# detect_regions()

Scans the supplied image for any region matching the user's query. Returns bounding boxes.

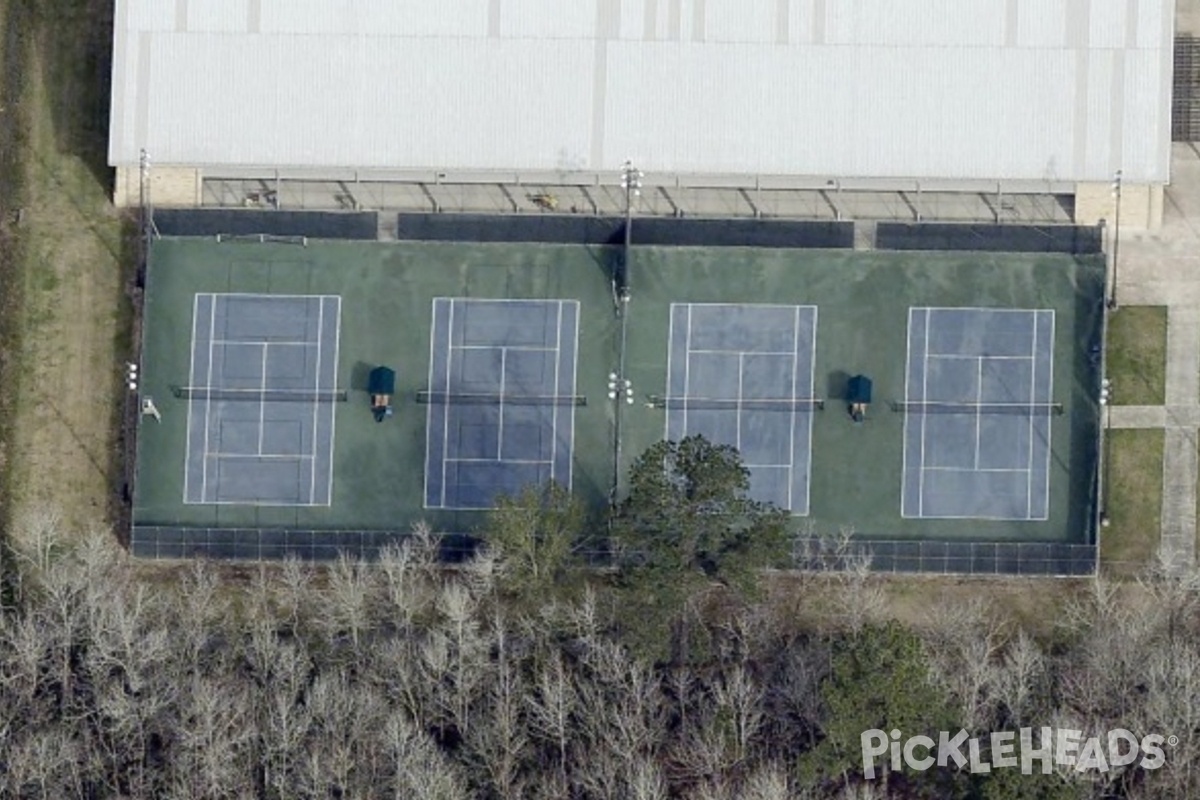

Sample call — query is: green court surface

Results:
[135,238,1103,546]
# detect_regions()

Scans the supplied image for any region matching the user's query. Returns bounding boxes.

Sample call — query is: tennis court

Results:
[900,307,1056,520]
[424,298,579,510]
[662,303,818,513]
[183,293,341,506]
[132,236,1104,569]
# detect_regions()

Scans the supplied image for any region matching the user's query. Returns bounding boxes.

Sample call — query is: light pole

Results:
[1108,170,1123,310]
[619,160,642,303]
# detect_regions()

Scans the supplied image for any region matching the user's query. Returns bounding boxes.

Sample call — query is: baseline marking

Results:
[974,357,983,470]
[441,299,455,507]
[1027,312,1038,518]
[735,352,744,451]
[201,294,218,503]
[551,302,562,483]
[183,293,200,503]
[325,296,342,506]
[918,308,931,517]
[567,302,580,491]
[497,347,508,460]
[258,345,269,455]
[788,306,801,512]
[803,306,818,516]
[309,298,325,505]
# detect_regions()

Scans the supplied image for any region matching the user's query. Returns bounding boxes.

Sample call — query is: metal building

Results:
[109,0,1175,227]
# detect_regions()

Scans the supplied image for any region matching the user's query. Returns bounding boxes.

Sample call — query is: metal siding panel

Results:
[1137,0,1164,48]
[112,0,1174,182]
[501,0,598,38]
[1123,50,1164,178]
[620,0,644,38]
[259,0,488,36]
[187,0,249,33]
[705,0,775,43]
[127,0,175,31]
[1089,0,1127,48]
[828,0,1007,46]
[788,0,814,44]
[1085,50,1114,176]
[1016,0,1067,47]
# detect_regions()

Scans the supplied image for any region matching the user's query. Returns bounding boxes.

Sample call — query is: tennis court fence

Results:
[133,524,1096,575]
[793,537,1097,576]
[131,526,477,562]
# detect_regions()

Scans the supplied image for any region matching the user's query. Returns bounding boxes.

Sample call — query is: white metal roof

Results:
[109,0,1175,184]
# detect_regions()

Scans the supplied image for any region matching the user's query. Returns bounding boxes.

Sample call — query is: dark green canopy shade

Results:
[368,366,396,395]
[848,375,872,404]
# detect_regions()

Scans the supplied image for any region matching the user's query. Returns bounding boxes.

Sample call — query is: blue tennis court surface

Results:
[902,307,1055,520]
[665,303,818,514]
[424,298,579,510]
[183,293,341,506]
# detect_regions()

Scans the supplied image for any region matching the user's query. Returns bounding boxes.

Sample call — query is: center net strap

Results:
[173,387,347,402]
[416,391,587,407]
[891,401,1063,416]
[647,396,825,411]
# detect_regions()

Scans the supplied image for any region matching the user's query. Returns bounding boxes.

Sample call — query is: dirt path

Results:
[0,0,129,538]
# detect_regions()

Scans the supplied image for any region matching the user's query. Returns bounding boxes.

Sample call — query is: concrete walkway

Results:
[1106,144,1200,571]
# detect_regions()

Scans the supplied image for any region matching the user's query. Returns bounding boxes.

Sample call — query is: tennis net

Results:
[647,396,825,412]
[416,391,587,407]
[890,401,1063,416]
[173,387,347,402]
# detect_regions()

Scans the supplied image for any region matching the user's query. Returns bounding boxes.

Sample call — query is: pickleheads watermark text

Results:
[861,728,1173,779]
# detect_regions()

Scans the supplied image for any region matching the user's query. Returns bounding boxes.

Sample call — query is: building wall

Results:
[109,0,1175,189]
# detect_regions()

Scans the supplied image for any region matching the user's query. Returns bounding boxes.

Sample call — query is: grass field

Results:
[136,239,1104,550]
[1101,429,1164,575]
[0,0,130,543]
[1105,305,1168,406]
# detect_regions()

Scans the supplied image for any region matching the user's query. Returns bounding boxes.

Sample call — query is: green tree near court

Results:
[613,434,790,595]
[486,482,585,598]
[800,622,961,795]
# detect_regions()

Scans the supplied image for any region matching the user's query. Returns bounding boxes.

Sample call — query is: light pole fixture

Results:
[1108,170,1122,310]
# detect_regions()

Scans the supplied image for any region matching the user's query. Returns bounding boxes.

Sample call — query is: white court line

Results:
[258,345,269,455]
[803,306,818,517]
[200,294,218,502]
[689,348,797,356]
[550,302,562,483]
[735,352,744,451]
[683,305,693,435]
[900,307,914,517]
[207,292,328,300]
[1027,312,1038,518]
[924,466,1028,473]
[664,305,677,444]
[497,348,508,460]
[324,296,342,507]
[928,354,1033,361]
[566,301,580,491]
[207,453,316,460]
[681,301,806,312]
[182,293,201,503]
[918,308,931,517]
[787,307,801,512]
[447,457,553,465]
[422,299,440,509]
[453,344,558,352]
[743,462,792,468]
[309,298,325,505]
[974,357,983,470]
[1039,311,1056,521]
[441,300,455,507]
[208,339,317,347]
